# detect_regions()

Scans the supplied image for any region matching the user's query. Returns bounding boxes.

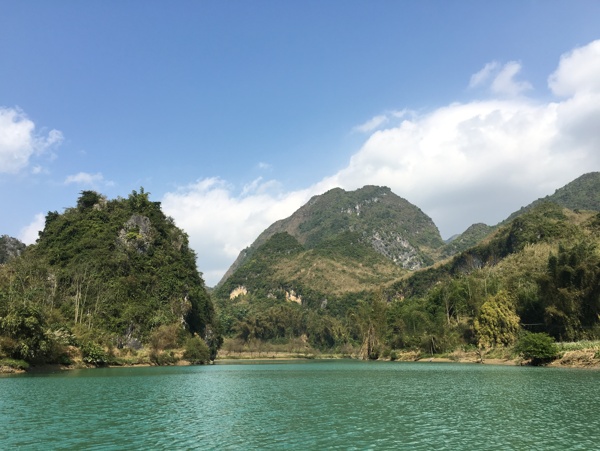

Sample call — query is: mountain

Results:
[0,235,26,264]
[440,223,496,258]
[219,185,444,286]
[0,189,220,365]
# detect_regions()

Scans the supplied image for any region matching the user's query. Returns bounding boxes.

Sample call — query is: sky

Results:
[2,1,600,286]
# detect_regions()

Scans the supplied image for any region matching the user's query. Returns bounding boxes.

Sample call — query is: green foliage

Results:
[514,332,559,365]
[183,336,211,364]
[149,323,183,351]
[441,223,495,258]
[76,190,103,211]
[474,291,520,349]
[506,172,600,222]
[0,304,49,361]
[149,350,177,365]
[217,199,600,357]
[535,240,600,341]
[80,341,108,366]
[0,358,30,370]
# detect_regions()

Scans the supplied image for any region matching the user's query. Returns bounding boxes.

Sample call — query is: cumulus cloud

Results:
[19,213,46,245]
[163,40,600,286]
[0,107,63,173]
[64,172,114,187]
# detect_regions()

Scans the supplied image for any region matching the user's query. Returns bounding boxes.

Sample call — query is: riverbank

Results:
[215,346,600,369]
[4,345,600,374]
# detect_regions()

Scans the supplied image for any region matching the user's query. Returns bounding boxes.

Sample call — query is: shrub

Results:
[183,336,210,364]
[514,332,559,366]
[149,323,182,351]
[149,350,177,366]
[80,341,108,366]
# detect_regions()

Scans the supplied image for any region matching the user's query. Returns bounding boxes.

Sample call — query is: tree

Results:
[77,190,103,211]
[514,332,558,366]
[0,304,48,362]
[474,291,520,349]
[183,336,211,364]
[350,291,388,359]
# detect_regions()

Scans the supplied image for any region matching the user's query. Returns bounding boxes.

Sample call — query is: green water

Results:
[1,360,599,450]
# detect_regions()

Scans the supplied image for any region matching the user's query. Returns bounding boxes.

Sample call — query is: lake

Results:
[1,360,599,450]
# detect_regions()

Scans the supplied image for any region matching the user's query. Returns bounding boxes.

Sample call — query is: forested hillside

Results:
[215,174,600,361]
[0,190,220,368]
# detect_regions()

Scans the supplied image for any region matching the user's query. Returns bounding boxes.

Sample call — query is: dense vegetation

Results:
[0,190,220,368]
[216,193,600,362]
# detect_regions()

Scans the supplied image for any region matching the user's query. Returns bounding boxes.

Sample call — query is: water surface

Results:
[1,360,599,450]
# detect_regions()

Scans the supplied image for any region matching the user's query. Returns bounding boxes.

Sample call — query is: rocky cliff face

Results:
[0,235,26,264]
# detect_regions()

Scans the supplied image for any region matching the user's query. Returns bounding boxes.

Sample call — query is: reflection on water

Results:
[1,361,599,450]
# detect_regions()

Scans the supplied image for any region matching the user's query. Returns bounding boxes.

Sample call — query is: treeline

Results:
[0,190,220,368]
[216,204,600,358]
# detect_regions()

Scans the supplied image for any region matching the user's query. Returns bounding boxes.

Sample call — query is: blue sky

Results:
[2,1,600,285]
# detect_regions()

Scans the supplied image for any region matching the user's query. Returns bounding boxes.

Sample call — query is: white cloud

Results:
[548,39,600,97]
[19,213,46,245]
[162,177,329,286]
[257,162,272,170]
[353,115,389,133]
[470,61,531,97]
[31,165,45,174]
[469,61,499,88]
[491,61,532,96]
[64,171,114,187]
[0,107,63,174]
[164,40,600,287]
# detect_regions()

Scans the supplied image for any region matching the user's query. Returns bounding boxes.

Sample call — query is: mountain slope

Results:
[216,231,406,304]
[506,172,600,222]
[440,171,600,258]
[219,185,444,285]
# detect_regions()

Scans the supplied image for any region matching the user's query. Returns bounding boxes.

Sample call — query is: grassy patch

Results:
[0,358,30,371]
[556,341,600,352]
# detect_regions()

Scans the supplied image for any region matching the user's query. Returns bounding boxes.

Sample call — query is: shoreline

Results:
[3,348,599,375]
